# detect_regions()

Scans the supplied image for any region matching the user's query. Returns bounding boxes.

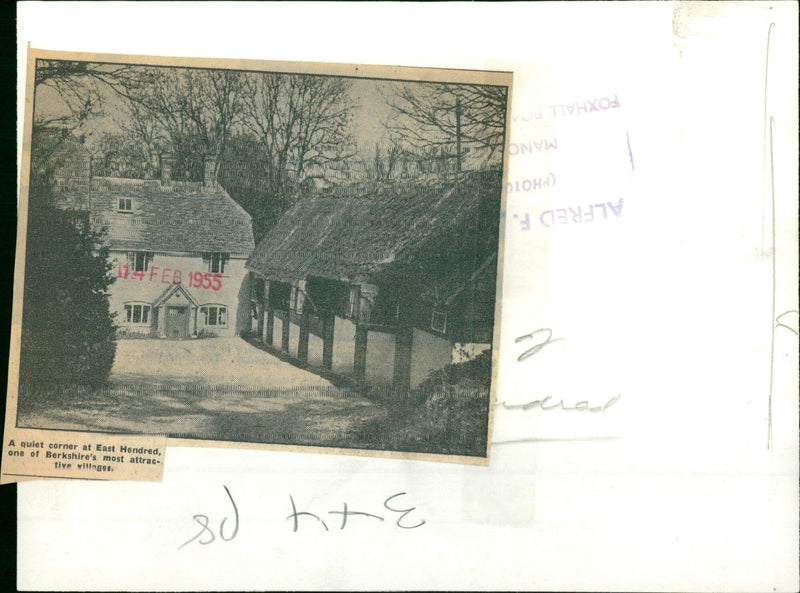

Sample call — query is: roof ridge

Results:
[91,176,252,222]
[246,170,501,282]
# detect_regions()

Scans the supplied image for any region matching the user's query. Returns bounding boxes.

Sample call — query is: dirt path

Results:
[110,336,335,388]
[18,337,387,447]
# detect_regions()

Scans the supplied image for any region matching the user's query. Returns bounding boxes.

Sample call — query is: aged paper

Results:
[11,2,799,591]
[3,47,512,482]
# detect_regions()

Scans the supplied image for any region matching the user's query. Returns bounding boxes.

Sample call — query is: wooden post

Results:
[354,324,368,381]
[393,321,413,393]
[157,305,166,337]
[256,305,265,339]
[281,312,290,351]
[298,308,310,363]
[263,280,272,345]
[322,314,334,370]
[265,309,274,346]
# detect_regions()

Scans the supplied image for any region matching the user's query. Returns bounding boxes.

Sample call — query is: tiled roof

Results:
[246,170,502,283]
[89,178,254,255]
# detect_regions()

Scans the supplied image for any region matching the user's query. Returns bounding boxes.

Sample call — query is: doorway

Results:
[165,306,190,338]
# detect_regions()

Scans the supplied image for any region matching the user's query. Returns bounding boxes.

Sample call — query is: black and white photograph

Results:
[7,4,799,592]
[11,51,511,462]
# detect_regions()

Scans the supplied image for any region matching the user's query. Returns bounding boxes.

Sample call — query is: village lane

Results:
[19,337,387,447]
[110,336,334,388]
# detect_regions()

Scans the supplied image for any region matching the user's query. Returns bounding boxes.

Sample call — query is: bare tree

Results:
[33,60,137,127]
[385,82,508,172]
[31,60,141,178]
[115,100,165,178]
[368,141,406,181]
[242,73,357,195]
[117,67,248,179]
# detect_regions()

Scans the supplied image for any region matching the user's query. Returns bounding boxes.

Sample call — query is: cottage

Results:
[246,170,502,391]
[45,142,256,339]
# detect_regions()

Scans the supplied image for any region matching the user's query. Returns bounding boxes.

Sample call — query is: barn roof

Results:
[246,169,502,283]
[89,177,254,255]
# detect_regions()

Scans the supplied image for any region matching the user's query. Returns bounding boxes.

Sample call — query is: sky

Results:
[348,79,394,156]
[33,65,400,161]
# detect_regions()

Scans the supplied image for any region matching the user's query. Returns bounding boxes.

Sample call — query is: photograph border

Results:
[5,47,513,471]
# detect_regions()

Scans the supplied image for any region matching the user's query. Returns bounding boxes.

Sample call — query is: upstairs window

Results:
[117,198,133,212]
[127,251,153,272]
[203,252,229,274]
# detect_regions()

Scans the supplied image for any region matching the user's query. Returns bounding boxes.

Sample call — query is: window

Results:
[201,305,227,326]
[357,296,372,323]
[127,251,152,272]
[124,303,151,325]
[431,310,447,333]
[117,198,133,212]
[203,252,229,274]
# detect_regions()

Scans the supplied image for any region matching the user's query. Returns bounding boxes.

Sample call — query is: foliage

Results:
[90,132,155,179]
[415,348,492,393]
[217,134,296,242]
[18,169,117,387]
[355,350,492,456]
[355,384,490,457]
[418,383,491,454]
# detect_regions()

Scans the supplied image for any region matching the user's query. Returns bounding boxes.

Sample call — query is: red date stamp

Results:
[117,263,223,291]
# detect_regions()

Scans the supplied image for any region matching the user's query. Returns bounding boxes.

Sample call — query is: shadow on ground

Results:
[17,380,388,449]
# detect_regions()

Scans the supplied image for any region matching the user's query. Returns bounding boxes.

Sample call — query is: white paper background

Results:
[15,2,799,591]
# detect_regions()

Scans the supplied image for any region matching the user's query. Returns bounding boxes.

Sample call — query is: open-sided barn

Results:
[246,169,502,391]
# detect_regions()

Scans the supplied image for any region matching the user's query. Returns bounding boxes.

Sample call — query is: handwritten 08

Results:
[179,485,239,550]
[179,487,425,549]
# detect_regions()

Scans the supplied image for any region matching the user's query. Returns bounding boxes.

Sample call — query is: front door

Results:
[165,306,190,339]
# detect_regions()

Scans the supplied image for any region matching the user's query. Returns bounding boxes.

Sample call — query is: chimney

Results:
[203,154,218,189]
[160,153,174,185]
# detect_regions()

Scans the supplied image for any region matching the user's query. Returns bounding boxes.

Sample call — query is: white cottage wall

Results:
[410,328,453,389]
[288,321,300,357]
[108,251,249,337]
[272,316,284,349]
[332,316,356,376]
[308,333,325,368]
[365,330,395,386]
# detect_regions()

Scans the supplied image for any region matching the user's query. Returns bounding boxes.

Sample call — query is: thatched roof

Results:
[246,170,502,284]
